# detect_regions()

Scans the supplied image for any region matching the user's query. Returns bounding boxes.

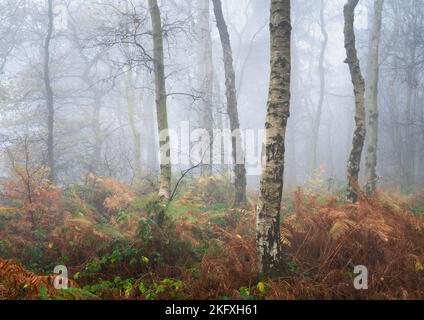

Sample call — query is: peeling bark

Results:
[344,0,366,203]
[256,0,291,275]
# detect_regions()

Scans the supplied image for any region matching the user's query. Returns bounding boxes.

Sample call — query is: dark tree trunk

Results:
[344,0,366,203]
[212,0,247,207]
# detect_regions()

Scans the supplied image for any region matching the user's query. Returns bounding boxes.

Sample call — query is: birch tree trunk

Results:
[256,0,291,275]
[44,0,55,182]
[365,0,384,196]
[148,0,171,205]
[212,0,247,207]
[344,0,366,203]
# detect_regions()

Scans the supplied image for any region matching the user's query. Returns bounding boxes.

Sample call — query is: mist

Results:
[0,0,423,302]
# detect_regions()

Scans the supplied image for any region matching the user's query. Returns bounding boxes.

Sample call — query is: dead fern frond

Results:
[0,284,8,300]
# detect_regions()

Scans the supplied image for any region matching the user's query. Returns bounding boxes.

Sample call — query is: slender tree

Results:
[198,0,214,176]
[212,0,247,207]
[148,0,171,207]
[344,0,366,203]
[44,0,55,182]
[403,3,420,193]
[91,90,103,174]
[310,0,328,172]
[365,0,384,195]
[125,69,143,180]
[256,0,291,274]
[123,1,142,180]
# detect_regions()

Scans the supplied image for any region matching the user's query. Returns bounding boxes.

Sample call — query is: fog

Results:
[0,0,423,193]
[2,0,424,302]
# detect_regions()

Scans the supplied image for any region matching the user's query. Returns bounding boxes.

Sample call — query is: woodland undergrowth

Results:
[0,170,423,300]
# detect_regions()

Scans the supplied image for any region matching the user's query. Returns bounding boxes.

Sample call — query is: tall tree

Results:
[148,0,171,206]
[197,0,214,175]
[402,1,421,192]
[344,0,366,203]
[365,0,384,195]
[256,0,291,274]
[0,1,23,73]
[380,1,424,193]
[125,69,142,180]
[310,0,328,172]
[212,0,247,207]
[124,1,142,180]
[44,0,55,182]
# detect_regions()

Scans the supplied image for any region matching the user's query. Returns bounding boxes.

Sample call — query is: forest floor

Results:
[0,173,423,300]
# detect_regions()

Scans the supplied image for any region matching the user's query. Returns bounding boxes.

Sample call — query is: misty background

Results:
[0,0,422,193]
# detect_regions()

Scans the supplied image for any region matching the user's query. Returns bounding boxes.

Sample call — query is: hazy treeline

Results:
[0,0,422,193]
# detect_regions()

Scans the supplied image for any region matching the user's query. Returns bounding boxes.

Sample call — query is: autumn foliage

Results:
[0,173,423,300]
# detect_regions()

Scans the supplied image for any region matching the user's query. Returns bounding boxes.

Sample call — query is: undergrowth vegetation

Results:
[0,172,423,300]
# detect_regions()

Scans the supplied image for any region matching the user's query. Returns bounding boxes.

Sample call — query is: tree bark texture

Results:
[344,0,366,203]
[148,0,171,203]
[256,0,291,275]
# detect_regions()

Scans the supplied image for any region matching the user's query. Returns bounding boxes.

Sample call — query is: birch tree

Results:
[344,0,366,203]
[148,0,171,209]
[365,0,384,195]
[256,0,291,274]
